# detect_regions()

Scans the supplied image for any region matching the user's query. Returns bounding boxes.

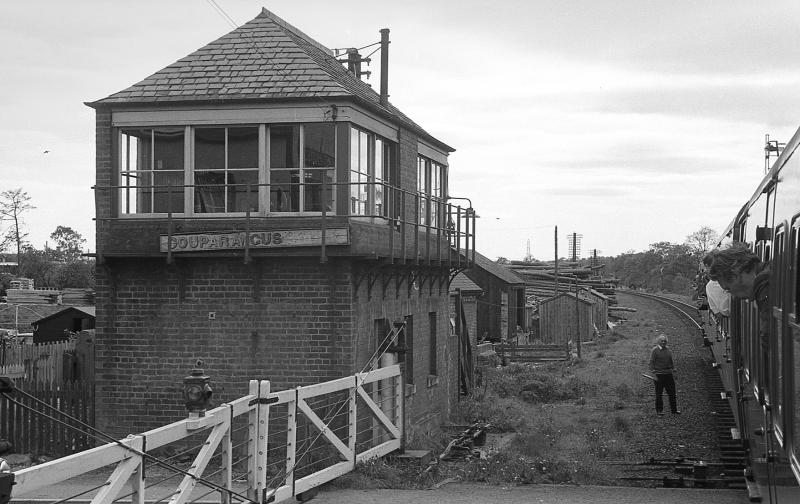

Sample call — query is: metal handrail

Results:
[93,181,475,266]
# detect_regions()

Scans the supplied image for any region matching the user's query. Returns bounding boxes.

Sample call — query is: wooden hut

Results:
[579,288,609,331]
[463,252,526,342]
[538,292,594,345]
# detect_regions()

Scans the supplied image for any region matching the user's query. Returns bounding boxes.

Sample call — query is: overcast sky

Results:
[2,0,799,260]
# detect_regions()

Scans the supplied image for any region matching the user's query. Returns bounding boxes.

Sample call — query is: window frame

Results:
[192,125,260,215]
[416,155,447,226]
[116,122,339,218]
[118,126,189,217]
[349,125,394,219]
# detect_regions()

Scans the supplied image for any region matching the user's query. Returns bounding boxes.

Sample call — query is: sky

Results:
[2,0,800,261]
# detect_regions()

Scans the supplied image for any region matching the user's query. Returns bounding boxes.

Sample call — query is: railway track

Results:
[616,290,747,490]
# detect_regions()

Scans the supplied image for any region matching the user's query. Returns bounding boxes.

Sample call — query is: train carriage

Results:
[711,126,800,492]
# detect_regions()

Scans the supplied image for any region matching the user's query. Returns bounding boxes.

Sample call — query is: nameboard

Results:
[159,229,349,252]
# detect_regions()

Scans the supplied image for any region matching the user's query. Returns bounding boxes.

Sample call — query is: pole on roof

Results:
[380,29,390,106]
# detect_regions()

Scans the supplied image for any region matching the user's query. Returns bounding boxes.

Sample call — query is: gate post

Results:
[248,380,271,503]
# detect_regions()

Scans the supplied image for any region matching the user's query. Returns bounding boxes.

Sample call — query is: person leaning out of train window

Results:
[702,243,770,346]
[649,334,680,416]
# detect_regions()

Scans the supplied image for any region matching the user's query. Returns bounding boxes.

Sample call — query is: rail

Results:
[622,291,703,331]
[93,180,476,267]
[7,364,403,503]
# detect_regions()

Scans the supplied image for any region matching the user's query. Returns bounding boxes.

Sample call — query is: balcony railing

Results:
[93,180,476,269]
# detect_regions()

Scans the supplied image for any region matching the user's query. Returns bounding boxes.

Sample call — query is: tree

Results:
[686,226,719,256]
[50,226,86,262]
[0,188,35,273]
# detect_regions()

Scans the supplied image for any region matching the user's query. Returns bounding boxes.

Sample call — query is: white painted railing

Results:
[10,364,403,504]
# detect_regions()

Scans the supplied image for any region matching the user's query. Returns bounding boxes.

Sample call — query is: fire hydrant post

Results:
[183,359,213,417]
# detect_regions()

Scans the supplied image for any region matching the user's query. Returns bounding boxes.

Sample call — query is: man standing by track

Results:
[649,334,680,416]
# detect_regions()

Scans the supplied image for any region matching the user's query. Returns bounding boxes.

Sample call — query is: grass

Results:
[334,313,666,489]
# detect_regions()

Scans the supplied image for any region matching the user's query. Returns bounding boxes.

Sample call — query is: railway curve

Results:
[612,290,747,491]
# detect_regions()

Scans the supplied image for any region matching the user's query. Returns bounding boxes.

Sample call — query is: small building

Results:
[538,292,594,345]
[32,306,96,344]
[579,287,608,331]
[463,252,526,341]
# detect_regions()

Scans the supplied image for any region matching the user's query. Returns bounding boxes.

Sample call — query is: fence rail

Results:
[9,364,403,503]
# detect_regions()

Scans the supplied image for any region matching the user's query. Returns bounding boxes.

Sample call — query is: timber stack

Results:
[508,260,618,305]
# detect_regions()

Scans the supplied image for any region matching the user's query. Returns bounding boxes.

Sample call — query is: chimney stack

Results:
[379,29,390,106]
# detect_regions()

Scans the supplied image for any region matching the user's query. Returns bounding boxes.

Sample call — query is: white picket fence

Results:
[11,364,403,504]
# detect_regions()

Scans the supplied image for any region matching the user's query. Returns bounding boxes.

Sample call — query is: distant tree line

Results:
[602,226,718,296]
[0,188,94,296]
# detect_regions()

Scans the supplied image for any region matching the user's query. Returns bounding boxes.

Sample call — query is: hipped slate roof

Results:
[88,8,452,152]
[471,252,525,285]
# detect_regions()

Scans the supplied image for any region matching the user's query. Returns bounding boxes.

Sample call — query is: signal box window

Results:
[194,127,259,213]
[120,128,185,214]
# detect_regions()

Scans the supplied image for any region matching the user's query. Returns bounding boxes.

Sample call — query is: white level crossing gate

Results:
[9,364,403,504]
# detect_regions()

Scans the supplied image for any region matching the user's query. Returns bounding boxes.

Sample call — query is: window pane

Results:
[375,140,384,183]
[195,171,226,213]
[303,169,334,212]
[270,170,299,212]
[120,172,138,214]
[195,128,225,170]
[304,124,335,167]
[153,128,184,171]
[153,171,184,213]
[122,129,150,171]
[350,128,360,175]
[228,127,259,169]
[270,125,300,168]
[228,170,259,212]
[137,171,153,213]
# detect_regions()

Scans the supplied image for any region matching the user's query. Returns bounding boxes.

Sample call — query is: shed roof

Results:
[540,292,593,306]
[471,251,525,285]
[449,273,483,294]
[30,306,96,326]
[87,8,452,152]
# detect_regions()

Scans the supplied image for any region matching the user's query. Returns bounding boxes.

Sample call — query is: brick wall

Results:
[351,273,454,442]
[94,256,353,436]
[95,255,456,442]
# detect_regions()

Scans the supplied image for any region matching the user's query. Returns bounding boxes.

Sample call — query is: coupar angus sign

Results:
[159,229,349,252]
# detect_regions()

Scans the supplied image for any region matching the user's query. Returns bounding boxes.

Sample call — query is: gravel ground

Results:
[611,291,726,481]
